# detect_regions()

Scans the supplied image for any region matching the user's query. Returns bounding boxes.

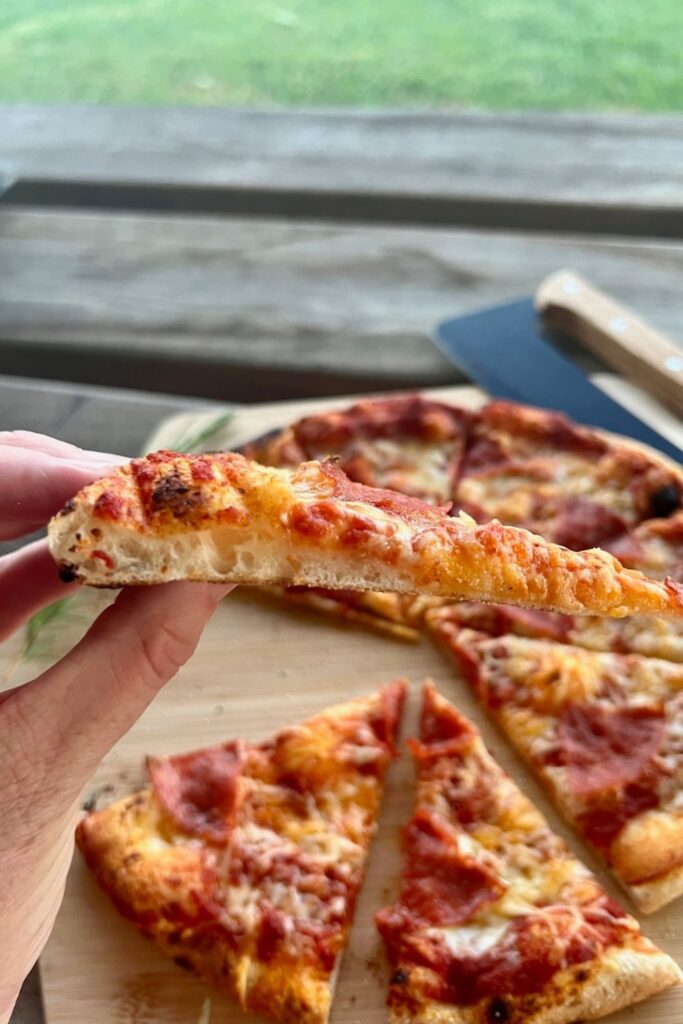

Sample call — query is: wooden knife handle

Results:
[535,269,683,417]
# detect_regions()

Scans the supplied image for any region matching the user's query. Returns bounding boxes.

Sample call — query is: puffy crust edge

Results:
[627,861,683,915]
[387,946,681,1024]
[611,809,683,903]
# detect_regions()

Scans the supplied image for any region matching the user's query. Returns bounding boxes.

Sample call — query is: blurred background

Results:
[2,0,683,110]
[2,1,683,414]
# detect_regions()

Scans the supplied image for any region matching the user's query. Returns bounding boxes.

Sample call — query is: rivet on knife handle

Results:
[535,269,683,418]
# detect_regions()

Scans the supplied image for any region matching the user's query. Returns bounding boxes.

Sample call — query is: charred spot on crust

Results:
[57,498,76,517]
[173,955,193,971]
[574,968,589,982]
[58,562,79,583]
[486,998,510,1022]
[390,968,409,985]
[650,483,681,518]
[152,471,203,518]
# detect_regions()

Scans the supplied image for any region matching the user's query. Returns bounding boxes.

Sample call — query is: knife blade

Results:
[434,296,683,464]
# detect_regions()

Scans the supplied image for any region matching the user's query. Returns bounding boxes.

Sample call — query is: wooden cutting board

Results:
[26,382,683,1024]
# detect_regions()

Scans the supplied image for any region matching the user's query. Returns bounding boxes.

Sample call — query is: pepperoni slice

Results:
[558,703,665,797]
[460,436,510,474]
[148,741,244,842]
[320,461,448,526]
[397,809,504,928]
[605,531,648,569]
[551,497,628,551]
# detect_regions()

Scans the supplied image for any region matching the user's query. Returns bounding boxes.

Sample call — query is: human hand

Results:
[0,432,232,1022]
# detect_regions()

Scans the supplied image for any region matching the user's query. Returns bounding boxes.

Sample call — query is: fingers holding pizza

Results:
[0,432,232,1023]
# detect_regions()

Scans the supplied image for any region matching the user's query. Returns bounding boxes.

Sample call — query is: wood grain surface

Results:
[31,384,683,1024]
[4,106,683,237]
[2,210,683,400]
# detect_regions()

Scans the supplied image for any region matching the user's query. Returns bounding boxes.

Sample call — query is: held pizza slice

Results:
[433,624,683,912]
[376,684,680,1024]
[76,682,407,1024]
[48,451,683,620]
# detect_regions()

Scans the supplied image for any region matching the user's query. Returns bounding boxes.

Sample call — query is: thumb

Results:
[2,582,233,835]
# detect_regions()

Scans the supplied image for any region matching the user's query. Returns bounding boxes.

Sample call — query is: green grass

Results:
[1,0,683,110]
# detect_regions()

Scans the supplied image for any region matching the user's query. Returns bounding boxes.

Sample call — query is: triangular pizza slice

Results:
[49,452,683,620]
[432,621,683,912]
[77,682,406,1024]
[376,684,680,1023]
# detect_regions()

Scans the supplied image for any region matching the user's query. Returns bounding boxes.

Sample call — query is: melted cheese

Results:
[438,920,508,957]
[359,438,458,504]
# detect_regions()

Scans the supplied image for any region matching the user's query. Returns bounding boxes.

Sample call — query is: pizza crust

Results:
[628,861,683,916]
[612,809,683,888]
[387,946,681,1023]
[616,809,683,911]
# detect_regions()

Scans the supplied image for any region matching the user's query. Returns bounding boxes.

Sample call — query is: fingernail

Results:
[66,455,129,475]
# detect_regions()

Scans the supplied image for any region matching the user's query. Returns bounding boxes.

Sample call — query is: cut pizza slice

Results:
[376,684,680,1024]
[48,451,683,619]
[433,624,683,912]
[76,682,407,1024]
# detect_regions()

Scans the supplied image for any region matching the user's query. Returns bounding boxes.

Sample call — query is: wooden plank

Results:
[1,209,683,400]
[0,375,218,458]
[3,106,683,236]
[32,387,683,1024]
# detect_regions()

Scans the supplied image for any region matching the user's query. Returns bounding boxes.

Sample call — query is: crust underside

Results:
[388,947,681,1023]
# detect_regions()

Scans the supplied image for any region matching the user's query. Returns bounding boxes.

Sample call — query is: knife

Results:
[433,270,683,464]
